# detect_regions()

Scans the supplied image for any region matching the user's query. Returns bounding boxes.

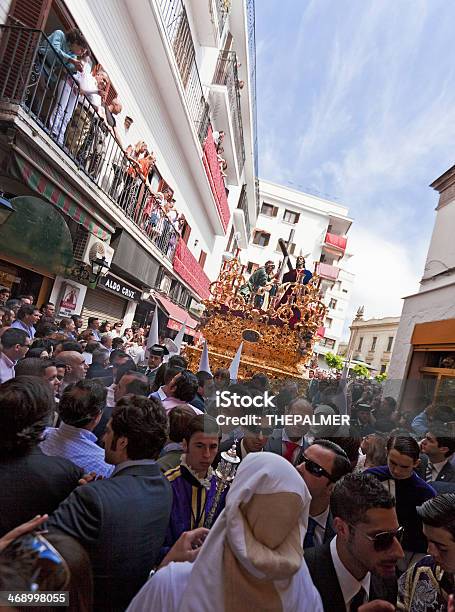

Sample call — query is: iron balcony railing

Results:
[0,25,179,260]
[237,184,251,239]
[213,49,245,171]
[156,0,210,145]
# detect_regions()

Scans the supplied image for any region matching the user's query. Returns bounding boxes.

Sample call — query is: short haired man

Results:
[71,315,83,333]
[189,370,213,413]
[0,328,30,382]
[162,370,200,413]
[41,302,55,319]
[11,304,41,339]
[265,397,313,464]
[398,494,455,611]
[142,344,168,386]
[47,396,172,611]
[58,350,88,391]
[150,365,184,402]
[100,334,113,352]
[216,409,273,465]
[0,286,10,306]
[85,317,101,341]
[40,379,113,477]
[86,348,112,386]
[158,405,196,472]
[164,415,224,549]
[416,426,455,487]
[14,357,60,397]
[297,439,351,548]
[305,472,404,611]
[114,371,149,403]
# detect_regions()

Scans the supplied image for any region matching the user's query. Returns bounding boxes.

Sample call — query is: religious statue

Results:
[238,260,277,308]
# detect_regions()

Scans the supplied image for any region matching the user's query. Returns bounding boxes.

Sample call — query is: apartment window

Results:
[371,337,377,351]
[182,222,191,244]
[380,364,387,374]
[260,203,278,217]
[253,230,270,247]
[342,288,348,293]
[321,338,335,349]
[276,241,296,255]
[320,253,326,263]
[198,251,207,269]
[283,209,300,224]
[325,317,333,328]
[247,261,259,274]
[357,337,363,350]
[335,281,342,291]
[386,336,394,352]
[329,298,337,310]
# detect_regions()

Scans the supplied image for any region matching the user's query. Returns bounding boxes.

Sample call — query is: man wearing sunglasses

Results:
[305,472,404,612]
[297,439,351,549]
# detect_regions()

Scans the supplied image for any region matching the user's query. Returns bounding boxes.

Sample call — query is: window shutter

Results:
[273,206,278,217]
[198,251,207,269]
[8,0,52,27]
[1,0,52,100]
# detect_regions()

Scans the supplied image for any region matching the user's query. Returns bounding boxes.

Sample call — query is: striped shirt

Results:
[40,422,114,478]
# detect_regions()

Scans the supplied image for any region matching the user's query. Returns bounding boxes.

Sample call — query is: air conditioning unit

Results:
[160,275,172,294]
[81,234,114,270]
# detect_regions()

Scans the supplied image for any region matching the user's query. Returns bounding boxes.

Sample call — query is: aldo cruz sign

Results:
[98,274,141,301]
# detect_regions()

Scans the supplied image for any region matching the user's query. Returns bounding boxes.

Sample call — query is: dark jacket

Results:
[265,428,309,465]
[189,392,206,413]
[365,466,436,552]
[416,454,455,484]
[0,447,83,537]
[86,363,113,386]
[48,462,172,611]
[305,542,397,612]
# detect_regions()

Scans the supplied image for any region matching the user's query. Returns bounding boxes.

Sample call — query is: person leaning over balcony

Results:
[40,29,87,146]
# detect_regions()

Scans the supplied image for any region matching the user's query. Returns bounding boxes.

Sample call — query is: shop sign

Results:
[99,274,141,301]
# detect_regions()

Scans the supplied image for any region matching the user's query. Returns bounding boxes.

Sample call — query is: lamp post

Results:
[88,255,110,288]
[0,196,14,225]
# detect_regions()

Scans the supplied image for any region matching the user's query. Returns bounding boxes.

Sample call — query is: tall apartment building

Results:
[345,308,400,375]
[0,0,257,337]
[389,164,455,408]
[241,180,354,363]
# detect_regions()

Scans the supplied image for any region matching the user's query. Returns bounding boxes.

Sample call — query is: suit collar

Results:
[111,459,159,478]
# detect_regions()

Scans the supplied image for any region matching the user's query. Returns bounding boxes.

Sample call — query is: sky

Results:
[255,0,455,329]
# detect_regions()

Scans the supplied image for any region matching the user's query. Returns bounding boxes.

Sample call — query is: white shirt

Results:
[0,352,15,383]
[430,458,448,480]
[310,506,330,546]
[330,536,371,612]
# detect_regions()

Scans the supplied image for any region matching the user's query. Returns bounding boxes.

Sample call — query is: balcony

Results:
[0,26,179,259]
[187,0,230,46]
[173,237,211,300]
[156,0,210,145]
[202,126,230,231]
[315,262,339,281]
[323,232,347,254]
[210,50,245,181]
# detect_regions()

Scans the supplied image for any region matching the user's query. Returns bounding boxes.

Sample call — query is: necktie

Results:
[350,587,366,612]
[283,440,299,463]
[303,517,318,548]
[425,461,434,483]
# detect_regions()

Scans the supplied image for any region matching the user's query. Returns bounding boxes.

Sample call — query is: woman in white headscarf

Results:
[127,452,323,612]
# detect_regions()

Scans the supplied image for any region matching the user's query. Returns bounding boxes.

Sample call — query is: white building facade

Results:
[241,180,355,362]
[0,0,258,336]
[345,311,400,375]
[389,165,455,409]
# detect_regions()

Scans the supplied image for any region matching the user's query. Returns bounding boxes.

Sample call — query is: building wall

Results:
[347,317,400,374]
[388,282,455,381]
[0,0,12,24]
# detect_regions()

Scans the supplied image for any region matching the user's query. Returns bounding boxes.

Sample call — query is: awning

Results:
[154,293,199,337]
[0,195,74,275]
[9,146,112,241]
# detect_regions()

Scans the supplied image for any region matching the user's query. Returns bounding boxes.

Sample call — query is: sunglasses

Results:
[300,454,333,481]
[349,524,404,551]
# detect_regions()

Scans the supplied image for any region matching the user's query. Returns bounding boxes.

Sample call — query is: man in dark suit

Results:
[264,397,313,465]
[48,395,172,612]
[305,472,403,611]
[417,426,455,484]
[0,376,84,537]
[296,439,351,548]
[139,344,168,387]
[214,414,273,466]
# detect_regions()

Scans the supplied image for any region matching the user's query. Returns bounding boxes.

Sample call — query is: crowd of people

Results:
[0,292,455,610]
[33,26,197,258]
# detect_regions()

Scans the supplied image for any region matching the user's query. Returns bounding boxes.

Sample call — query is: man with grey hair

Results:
[265,397,313,464]
[87,348,113,386]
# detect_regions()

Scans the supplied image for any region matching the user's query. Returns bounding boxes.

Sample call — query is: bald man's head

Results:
[58,351,89,383]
